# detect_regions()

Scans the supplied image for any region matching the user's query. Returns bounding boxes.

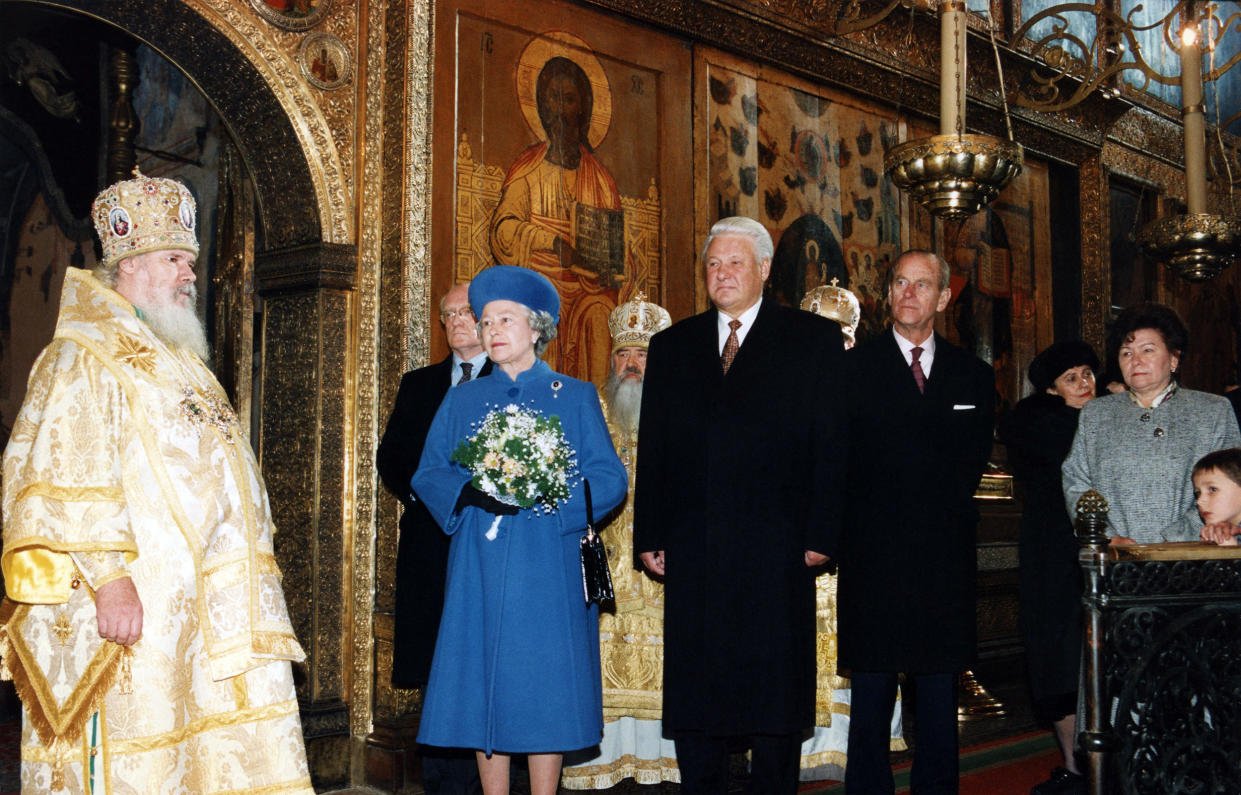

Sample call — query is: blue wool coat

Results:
[411,359,627,754]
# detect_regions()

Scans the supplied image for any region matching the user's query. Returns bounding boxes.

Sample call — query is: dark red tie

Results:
[721,319,742,374]
[910,346,926,393]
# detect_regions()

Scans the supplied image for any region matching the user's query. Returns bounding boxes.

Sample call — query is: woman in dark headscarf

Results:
[998,341,1099,795]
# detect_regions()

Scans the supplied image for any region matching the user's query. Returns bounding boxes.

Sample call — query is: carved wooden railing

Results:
[1074,490,1241,795]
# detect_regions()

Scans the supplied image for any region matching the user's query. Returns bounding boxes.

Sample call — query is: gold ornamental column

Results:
[255,243,358,784]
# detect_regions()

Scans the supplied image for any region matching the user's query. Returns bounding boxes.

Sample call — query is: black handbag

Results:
[579,479,614,606]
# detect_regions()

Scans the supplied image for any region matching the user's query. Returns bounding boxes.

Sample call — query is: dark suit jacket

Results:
[633,300,846,735]
[376,355,493,688]
[838,328,994,673]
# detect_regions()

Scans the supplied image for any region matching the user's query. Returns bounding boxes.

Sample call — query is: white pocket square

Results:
[953,404,976,410]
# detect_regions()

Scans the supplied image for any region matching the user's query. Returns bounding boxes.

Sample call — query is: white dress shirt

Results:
[452,351,488,386]
[893,326,936,378]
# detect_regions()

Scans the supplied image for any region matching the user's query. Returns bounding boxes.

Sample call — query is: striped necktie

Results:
[910,346,926,393]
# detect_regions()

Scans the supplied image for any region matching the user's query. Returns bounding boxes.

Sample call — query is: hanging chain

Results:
[985,0,1016,142]
[1203,6,1237,212]
[954,3,964,137]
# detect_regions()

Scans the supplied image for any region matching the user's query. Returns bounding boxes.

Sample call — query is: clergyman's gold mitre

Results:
[91,167,199,267]
[608,290,671,351]
[801,279,861,345]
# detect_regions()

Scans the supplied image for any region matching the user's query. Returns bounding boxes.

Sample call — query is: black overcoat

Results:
[996,393,1082,702]
[632,300,845,735]
[376,355,493,687]
[837,329,994,673]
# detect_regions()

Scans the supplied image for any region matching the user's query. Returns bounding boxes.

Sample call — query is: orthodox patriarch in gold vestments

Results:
[798,282,904,781]
[562,292,676,789]
[1,171,312,793]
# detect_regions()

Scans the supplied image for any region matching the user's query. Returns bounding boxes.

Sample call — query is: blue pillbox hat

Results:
[469,265,560,323]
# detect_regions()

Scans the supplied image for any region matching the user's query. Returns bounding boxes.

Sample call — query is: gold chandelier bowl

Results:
[1137,213,1241,282]
[884,134,1024,220]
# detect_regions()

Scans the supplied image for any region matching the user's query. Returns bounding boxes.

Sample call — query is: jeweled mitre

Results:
[608,290,671,351]
[801,279,861,345]
[91,167,199,267]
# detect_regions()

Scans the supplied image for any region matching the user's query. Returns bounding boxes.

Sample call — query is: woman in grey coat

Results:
[1062,302,1241,543]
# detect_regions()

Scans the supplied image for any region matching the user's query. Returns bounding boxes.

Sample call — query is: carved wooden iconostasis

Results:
[432,0,693,386]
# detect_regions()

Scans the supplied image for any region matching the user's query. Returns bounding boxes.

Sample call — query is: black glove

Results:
[455,483,519,516]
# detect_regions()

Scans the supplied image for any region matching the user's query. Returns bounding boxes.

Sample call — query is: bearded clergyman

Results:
[1,170,312,792]
[561,291,676,789]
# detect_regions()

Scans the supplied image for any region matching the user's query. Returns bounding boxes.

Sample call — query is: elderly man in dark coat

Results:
[376,282,491,794]
[838,250,995,795]
[633,216,846,794]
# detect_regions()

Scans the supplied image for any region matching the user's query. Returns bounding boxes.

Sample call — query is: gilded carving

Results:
[319,290,350,703]
[1109,108,1190,171]
[346,0,390,745]
[248,0,333,31]
[404,0,433,375]
[1103,140,1185,203]
[259,292,322,700]
[185,0,352,243]
[1079,156,1107,354]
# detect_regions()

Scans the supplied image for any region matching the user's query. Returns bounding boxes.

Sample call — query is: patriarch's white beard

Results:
[142,287,210,362]
[605,370,643,437]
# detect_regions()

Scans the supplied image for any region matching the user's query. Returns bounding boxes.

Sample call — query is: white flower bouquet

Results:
[451,403,579,538]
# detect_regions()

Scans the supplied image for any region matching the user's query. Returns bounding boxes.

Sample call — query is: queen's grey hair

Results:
[701,216,774,264]
[529,308,558,356]
[476,302,559,356]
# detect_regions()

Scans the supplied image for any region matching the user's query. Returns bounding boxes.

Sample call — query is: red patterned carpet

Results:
[802,730,1061,793]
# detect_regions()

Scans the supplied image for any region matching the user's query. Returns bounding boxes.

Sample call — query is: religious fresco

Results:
[936,159,1052,411]
[697,47,1053,410]
[697,49,907,343]
[446,11,690,384]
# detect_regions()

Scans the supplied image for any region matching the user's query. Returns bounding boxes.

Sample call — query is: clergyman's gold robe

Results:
[1,268,312,793]
[562,392,677,789]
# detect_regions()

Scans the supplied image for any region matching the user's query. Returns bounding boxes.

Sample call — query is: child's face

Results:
[1194,468,1241,526]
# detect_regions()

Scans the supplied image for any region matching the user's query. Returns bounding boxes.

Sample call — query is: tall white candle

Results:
[940,0,968,137]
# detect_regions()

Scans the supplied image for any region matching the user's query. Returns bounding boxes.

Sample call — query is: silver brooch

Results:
[551,379,563,399]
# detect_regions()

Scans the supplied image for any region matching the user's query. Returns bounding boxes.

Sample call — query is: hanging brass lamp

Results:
[884,0,1023,220]
[1137,7,1241,282]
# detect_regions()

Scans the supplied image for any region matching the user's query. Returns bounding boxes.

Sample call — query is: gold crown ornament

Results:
[91,167,199,267]
[608,290,671,352]
[801,279,861,345]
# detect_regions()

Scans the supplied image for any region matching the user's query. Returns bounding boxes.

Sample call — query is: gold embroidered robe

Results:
[562,392,677,788]
[1,268,312,793]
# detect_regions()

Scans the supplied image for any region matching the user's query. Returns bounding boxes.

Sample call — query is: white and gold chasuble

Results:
[1,268,312,793]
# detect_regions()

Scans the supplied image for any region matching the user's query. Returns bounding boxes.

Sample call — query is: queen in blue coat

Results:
[412,265,627,794]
